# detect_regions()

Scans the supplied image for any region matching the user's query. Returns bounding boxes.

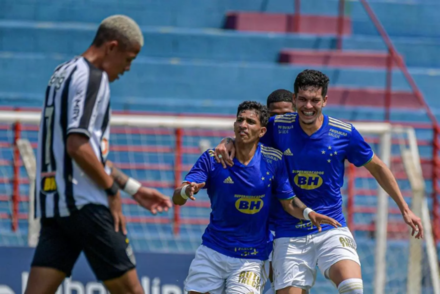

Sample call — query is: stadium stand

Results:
[0,0,439,292]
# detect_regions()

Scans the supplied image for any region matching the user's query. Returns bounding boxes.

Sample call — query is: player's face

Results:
[294,87,327,125]
[268,101,295,117]
[103,41,141,82]
[234,110,267,145]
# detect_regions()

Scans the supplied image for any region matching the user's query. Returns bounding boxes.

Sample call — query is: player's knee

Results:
[337,278,363,294]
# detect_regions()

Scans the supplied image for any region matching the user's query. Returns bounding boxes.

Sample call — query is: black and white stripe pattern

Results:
[36,57,111,218]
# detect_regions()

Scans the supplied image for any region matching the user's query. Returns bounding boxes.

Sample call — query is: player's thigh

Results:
[25,267,66,294]
[315,227,361,285]
[27,218,81,294]
[72,204,138,284]
[184,245,226,294]
[226,259,267,294]
[272,237,316,292]
[103,268,144,294]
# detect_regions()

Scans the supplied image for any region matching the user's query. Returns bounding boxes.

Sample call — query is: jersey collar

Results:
[295,114,328,139]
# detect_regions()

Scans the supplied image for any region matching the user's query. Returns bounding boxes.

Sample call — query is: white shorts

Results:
[272,227,360,291]
[184,245,269,294]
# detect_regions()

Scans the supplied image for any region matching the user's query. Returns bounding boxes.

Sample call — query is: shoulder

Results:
[273,112,298,125]
[327,116,353,137]
[260,144,283,162]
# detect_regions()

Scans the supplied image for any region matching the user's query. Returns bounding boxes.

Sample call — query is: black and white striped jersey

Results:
[35,56,111,218]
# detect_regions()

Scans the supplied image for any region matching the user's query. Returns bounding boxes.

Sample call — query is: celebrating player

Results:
[174,101,340,294]
[267,89,295,117]
[214,70,423,294]
[26,15,172,294]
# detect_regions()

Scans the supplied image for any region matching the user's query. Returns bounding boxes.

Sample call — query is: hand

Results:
[134,187,173,215]
[308,211,342,232]
[184,182,205,201]
[107,192,127,235]
[214,138,235,168]
[402,208,423,239]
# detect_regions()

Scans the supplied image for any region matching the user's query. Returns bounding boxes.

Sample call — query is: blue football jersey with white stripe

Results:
[262,113,374,238]
[184,143,294,260]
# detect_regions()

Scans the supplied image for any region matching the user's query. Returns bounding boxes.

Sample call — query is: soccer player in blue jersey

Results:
[214,70,424,294]
[173,101,341,294]
[267,89,295,117]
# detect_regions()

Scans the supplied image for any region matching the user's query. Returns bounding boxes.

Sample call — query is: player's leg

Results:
[272,237,315,294]
[225,257,267,294]
[316,227,363,294]
[71,204,143,294]
[25,218,82,294]
[184,245,226,294]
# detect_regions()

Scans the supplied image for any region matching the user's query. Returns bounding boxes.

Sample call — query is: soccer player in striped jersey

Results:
[173,101,340,294]
[214,70,423,294]
[26,15,172,294]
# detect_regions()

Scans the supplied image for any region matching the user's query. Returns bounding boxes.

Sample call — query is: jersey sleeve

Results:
[273,156,295,200]
[184,150,215,186]
[346,126,374,167]
[260,116,275,147]
[67,67,107,137]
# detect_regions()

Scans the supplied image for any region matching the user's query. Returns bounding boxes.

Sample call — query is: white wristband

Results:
[303,207,314,220]
[181,185,189,200]
[124,178,142,196]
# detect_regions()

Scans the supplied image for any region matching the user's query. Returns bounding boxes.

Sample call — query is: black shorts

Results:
[31,204,136,281]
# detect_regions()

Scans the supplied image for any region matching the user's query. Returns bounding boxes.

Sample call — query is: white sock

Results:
[337,278,363,294]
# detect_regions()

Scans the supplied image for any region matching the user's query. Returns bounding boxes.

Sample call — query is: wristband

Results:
[124,178,142,196]
[105,181,119,197]
[181,185,189,200]
[303,207,314,220]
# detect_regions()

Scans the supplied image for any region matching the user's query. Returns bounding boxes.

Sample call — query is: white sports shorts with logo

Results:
[184,245,269,294]
[272,227,360,291]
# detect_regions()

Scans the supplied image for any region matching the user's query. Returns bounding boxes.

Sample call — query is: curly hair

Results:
[236,101,269,127]
[266,89,293,107]
[294,69,330,97]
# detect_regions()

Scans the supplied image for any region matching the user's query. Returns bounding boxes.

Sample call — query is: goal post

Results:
[0,110,438,293]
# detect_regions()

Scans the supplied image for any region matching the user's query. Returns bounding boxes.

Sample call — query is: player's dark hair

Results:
[237,101,269,127]
[266,89,293,107]
[294,69,330,97]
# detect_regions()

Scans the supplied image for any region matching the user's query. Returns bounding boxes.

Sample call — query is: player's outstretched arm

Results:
[66,134,126,234]
[364,154,424,239]
[279,197,342,232]
[173,182,205,206]
[106,160,172,214]
[214,137,235,168]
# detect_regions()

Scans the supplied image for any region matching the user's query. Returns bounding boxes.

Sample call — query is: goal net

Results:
[0,110,438,294]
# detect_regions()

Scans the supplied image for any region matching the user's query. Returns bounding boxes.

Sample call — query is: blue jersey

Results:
[262,113,374,238]
[184,143,294,260]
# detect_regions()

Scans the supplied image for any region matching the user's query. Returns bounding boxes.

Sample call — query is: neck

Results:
[82,46,105,71]
[300,113,324,136]
[235,141,259,166]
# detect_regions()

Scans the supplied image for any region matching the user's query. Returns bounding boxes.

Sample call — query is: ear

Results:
[323,95,328,108]
[105,40,119,55]
[259,127,267,138]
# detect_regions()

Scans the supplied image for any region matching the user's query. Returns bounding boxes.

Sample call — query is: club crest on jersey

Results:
[41,175,57,194]
[235,195,264,214]
[294,173,323,190]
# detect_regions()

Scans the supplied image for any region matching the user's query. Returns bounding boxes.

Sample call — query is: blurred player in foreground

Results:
[214,70,423,294]
[173,101,340,294]
[267,89,295,117]
[26,15,172,294]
